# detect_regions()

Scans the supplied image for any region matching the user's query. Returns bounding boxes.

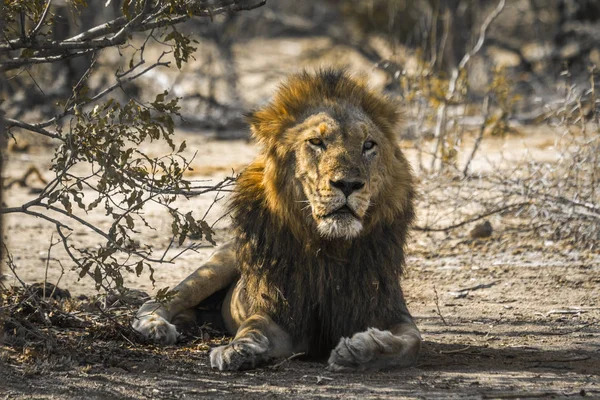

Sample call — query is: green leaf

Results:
[60,195,72,214]
[178,232,186,246]
[21,48,34,58]
[94,266,103,285]
[156,286,170,300]
[79,262,92,278]
[135,261,143,277]
[122,0,131,19]
[88,197,102,211]
[200,220,216,245]
[48,191,60,205]
[155,91,167,103]
[125,214,135,230]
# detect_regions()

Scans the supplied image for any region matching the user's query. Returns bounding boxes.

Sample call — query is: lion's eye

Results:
[363,140,376,151]
[308,138,325,147]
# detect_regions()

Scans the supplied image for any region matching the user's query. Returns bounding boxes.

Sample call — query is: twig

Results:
[463,95,490,177]
[0,49,96,72]
[36,55,172,131]
[462,0,506,70]
[155,176,236,196]
[542,356,591,363]
[269,352,305,370]
[37,203,172,264]
[545,309,588,317]
[546,323,593,336]
[414,202,529,232]
[42,233,55,299]
[55,226,112,293]
[451,281,499,294]
[302,375,335,384]
[483,392,567,399]
[433,286,448,326]
[0,206,72,230]
[65,51,101,110]
[440,345,471,354]
[3,117,61,140]
[50,259,65,300]
[3,244,28,290]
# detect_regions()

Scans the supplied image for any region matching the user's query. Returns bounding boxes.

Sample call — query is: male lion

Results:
[133,69,421,371]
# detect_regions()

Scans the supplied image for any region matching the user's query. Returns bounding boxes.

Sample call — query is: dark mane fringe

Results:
[230,162,414,358]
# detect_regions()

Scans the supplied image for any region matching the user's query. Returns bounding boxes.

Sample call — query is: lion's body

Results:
[231,160,413,357]
[134,69,421,371]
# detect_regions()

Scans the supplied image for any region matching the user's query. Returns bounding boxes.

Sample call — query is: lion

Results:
[133,69,421,371]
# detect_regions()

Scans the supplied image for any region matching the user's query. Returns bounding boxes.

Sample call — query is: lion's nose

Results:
[330,179,365,197]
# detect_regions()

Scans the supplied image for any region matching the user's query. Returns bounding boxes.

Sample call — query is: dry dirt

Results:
[2,128,600,399]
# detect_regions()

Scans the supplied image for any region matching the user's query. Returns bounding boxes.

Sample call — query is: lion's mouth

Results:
[323,205,360,219]
[316,204,364,239]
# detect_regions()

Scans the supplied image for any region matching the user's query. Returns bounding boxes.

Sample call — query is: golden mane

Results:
[247,69,401,147]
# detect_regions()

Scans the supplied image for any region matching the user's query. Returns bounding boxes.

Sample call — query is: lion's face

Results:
[247,69,414,243]
[290,109,387,240]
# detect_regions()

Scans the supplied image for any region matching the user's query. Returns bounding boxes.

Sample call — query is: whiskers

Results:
[295,199,313,212]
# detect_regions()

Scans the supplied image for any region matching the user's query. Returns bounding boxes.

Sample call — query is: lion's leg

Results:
[210,313,294,371]
[327,319,421,372]
[132,241,237,344]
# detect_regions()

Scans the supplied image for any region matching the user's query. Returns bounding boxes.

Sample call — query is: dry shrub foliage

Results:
[0,282,153,362]
[355,0,599,250]
[507,71,600,247]
[0,1,263,296]
[404,62,600,249]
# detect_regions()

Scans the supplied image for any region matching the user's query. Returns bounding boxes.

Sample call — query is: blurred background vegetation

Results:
[4,0,600,132]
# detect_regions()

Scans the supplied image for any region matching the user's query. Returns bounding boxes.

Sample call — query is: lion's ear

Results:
[245,109,269,145]
[245,107,289,148]
[244,110,260,136]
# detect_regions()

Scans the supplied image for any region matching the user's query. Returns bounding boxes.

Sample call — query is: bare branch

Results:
[0,49,96,72]
[413,202,530,232]
[0,0,266,65]
[430,0,506,171]
[2,117,61,139]
[463,95,490,177]
[457,0,506,71]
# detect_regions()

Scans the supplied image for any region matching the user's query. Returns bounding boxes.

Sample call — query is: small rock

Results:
[29,282,71,300]
[469,220,493,239]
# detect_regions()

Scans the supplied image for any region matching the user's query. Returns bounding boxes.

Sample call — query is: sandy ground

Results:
[2,126,599,399]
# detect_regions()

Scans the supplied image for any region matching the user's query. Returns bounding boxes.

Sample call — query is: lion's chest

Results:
[235,216,408,359]
[268,260,392,358]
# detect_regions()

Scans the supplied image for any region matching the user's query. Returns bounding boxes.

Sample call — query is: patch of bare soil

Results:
[2,131,599,399]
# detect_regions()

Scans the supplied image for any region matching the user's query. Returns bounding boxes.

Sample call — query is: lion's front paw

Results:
[327,328,384,371]
[328,328,412,372]
[132,314,179,344]
[210,336,269,371]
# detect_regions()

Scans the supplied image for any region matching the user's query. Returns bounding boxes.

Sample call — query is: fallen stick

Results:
[449,281,499,297]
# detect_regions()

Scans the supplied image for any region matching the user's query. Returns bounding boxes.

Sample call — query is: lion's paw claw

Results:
[210,338,269,371]
[132,314,179,344]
